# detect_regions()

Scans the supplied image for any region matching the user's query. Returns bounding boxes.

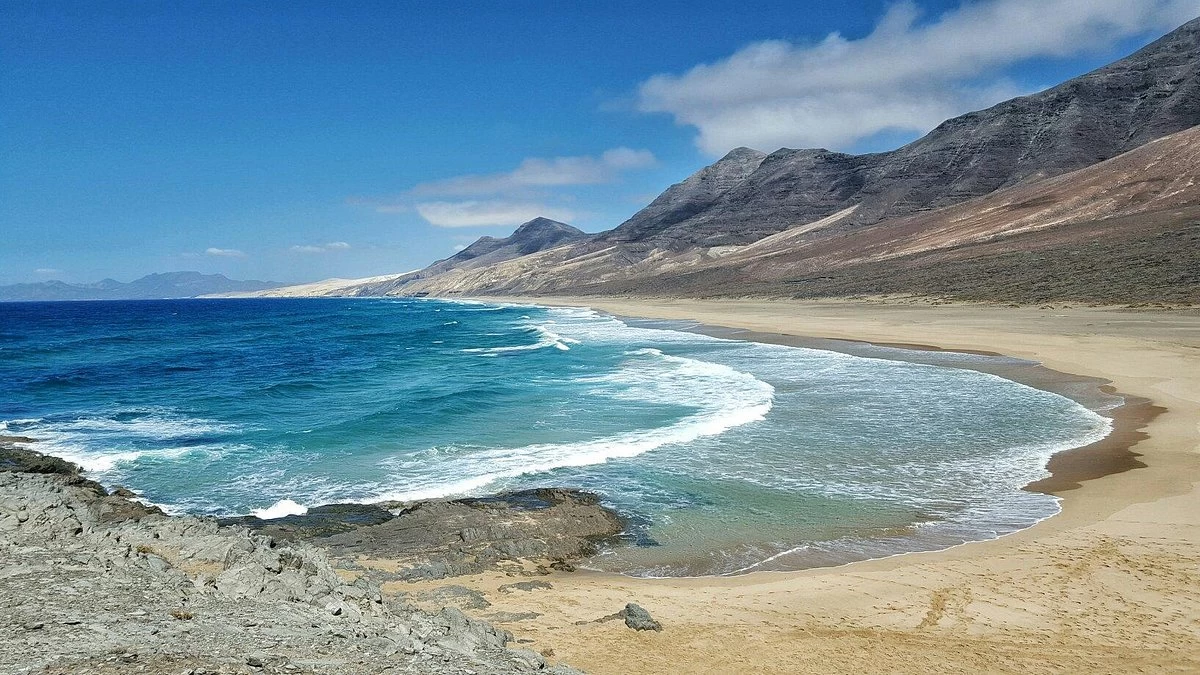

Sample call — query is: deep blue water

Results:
[0,298,1112,575]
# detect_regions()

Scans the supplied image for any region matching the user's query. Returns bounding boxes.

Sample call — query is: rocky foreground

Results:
[0,441,588,674]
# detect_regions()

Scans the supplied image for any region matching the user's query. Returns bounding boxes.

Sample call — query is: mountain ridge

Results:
[0,272,284,302]
[598,15,1200,249]
[259,16,1200,305]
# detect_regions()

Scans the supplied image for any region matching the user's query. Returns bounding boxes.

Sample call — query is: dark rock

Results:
[487,611,542,622]
[418,585,492,610]
[498,581,552,594]
[621,603,662,632]
[252,488,624,581]
[219,502,395,540]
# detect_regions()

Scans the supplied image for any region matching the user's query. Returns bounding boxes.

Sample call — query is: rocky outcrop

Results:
[227,488,626,581]
[0,443,582,674]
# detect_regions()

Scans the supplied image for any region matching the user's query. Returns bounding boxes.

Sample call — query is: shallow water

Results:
[0,297,1112,575]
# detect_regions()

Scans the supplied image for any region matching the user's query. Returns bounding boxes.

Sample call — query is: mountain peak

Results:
[511,217,584,238]
[720,146,767,161]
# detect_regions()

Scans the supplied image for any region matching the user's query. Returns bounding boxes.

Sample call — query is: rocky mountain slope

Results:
[388,123,1200,304]
[263,17,1200,305]
[360,217,587,297]
[0,272,283,301]
[600,15,1200,248]
[248,218,588,299]
[439,218,588,270]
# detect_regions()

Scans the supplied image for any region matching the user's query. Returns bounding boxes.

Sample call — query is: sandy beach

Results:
[386,298,1200,673]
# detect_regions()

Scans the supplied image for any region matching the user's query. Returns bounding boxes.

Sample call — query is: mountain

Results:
[271,17,1200,305]
[307,217,588,297]
[0,272,284,302]
[432,217,588,271]
[376,123,1200,304]
[599,15,1200,249]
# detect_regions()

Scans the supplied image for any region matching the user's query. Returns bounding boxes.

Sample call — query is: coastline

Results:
[5,296,1198,672]
[411,296,1200,673]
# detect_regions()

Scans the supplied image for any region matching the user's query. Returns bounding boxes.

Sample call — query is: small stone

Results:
[23,622,44,630]
[622,603,662,632]
[246,656,264,668]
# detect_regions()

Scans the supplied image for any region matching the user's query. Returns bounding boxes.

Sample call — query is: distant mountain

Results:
[435,217,588,271]
[0,272,284,302]
[294,217,589,297]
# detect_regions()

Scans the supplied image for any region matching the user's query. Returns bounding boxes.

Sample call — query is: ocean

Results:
[0,297,1113,576]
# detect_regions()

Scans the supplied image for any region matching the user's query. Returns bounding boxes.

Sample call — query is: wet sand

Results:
[387,298,1200,674]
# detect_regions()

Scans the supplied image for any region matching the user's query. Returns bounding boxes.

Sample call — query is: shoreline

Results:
[425,296,1200,673]
[5,296,1199,671]
[614,313,1146,499]
[4,296,1164,570]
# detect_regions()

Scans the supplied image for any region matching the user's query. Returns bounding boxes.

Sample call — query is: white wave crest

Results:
[374,347,774,502]
[462,321,579,354]
[251,499,308,519]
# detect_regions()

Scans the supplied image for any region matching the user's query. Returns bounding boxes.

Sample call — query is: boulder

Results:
[621,603,662,632]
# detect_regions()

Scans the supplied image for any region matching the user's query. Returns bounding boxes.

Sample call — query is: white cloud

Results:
[637,0,1200,154]
[205,247,246,258]
[416,201,577,228]
[290,242,351,254]
[34,268,62,275]
[453,244,468,251]
[409,147,656,197]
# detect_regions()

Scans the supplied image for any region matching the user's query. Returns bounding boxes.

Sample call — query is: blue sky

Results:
[2,0,1196,284]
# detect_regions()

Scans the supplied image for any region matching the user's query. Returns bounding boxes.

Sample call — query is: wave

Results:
[1,409,242,474]
[372,346,775,502]
[251,498,308,519]
[462,321,580,354]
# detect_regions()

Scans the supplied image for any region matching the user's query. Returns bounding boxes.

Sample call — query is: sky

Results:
[2,0,1197,285]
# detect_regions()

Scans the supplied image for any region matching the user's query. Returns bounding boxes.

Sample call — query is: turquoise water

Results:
[0,298,1112,575]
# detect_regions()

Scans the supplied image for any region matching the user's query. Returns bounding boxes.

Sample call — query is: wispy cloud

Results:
[205,247,246,258]
[356,148,653,227]
[410,147,656,198]
[415,201,577,228]
[290,241,351,254]
[34,268,62,275]
[638,0,1200,154]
